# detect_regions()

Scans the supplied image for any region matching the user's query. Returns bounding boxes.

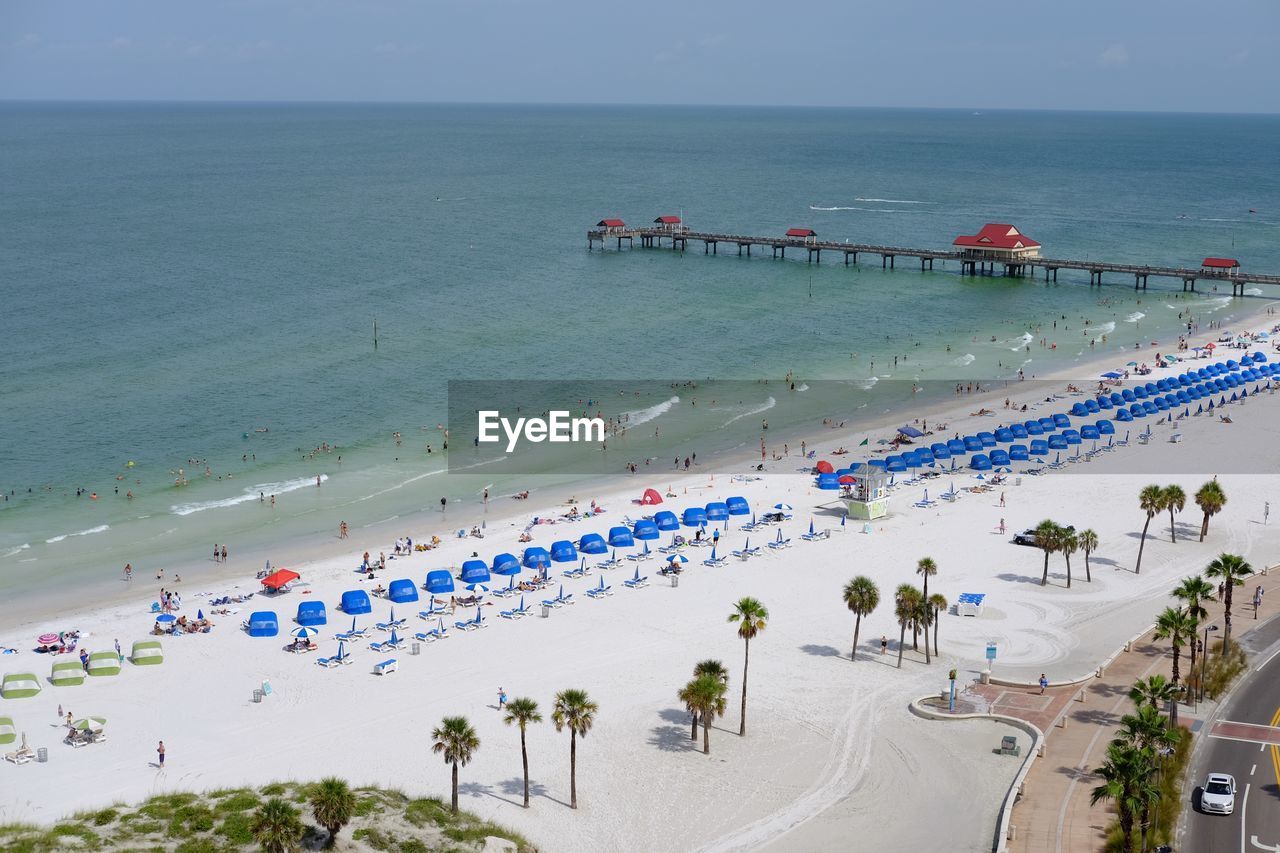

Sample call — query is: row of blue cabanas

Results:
[264,497,757,626]
[814,356,1276,486]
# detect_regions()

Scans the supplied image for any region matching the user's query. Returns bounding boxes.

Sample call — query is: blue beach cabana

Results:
[578,533,608,554]
[247,611,279,637]
[460,560,491,584]
[607,527,634,548]
[425,570,455,595]
[725,496,750,515]
[631,520,659,540]
[340,590,372,614]
[296,600,327,626]
[705,501,729,521]
[387,578,419,603]
[682,507,708,528]
[492,553,521,575]
[523,546,552,568]
[653,511,679,531]
[549,540,578,563]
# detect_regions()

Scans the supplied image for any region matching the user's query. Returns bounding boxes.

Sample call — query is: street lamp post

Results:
[1199,625,1219,703]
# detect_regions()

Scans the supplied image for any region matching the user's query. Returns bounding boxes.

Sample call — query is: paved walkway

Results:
[996,577,1279,853]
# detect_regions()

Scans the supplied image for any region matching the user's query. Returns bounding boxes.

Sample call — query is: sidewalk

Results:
[993,576,1277,853]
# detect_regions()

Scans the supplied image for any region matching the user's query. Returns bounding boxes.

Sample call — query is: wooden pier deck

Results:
[587,225,1280,296]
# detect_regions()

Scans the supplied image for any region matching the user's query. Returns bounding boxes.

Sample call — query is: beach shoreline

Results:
[5,297,1273,637]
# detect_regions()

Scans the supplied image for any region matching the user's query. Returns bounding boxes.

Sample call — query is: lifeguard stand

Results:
[840,468,890,520]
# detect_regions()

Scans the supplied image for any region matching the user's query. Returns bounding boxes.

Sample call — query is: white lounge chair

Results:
[373,658,397,675]
[623,572,649,589]
[586,584,612,599]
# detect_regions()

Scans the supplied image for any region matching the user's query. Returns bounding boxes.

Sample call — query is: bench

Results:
[374,658,397,675]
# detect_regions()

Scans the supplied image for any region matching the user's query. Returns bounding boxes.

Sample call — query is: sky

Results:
[2,0,1278,112]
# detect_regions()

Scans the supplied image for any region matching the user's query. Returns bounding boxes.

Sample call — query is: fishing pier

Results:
[587,217,1280,296]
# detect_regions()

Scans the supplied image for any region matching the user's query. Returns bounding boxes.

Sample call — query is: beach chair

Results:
[499,607,525,619]
[492,580,518,599]
[767,537,792,551]
[596,557,622,570]
[626,550,653,563]
[373,658,397,675]
[412,631,437,643]
[623,572,649,590]
[374,621,395,633]
[703,553,729,566]
[4,747,35,765]
[453,619,479,632]
[316,655,341,668]
[563,564,590,579]
[369,639,394,652]
[586,580,613,599]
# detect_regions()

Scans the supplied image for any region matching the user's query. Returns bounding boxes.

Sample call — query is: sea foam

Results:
[623,396,679,428]
[171,475,328,516]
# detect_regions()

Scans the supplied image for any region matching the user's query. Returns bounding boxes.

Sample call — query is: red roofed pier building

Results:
[1202,257,1240,276]
[953,223,1041,277]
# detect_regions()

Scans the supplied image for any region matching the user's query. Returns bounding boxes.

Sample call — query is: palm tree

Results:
[503,697,542,808]
[915,595,934,664]
[680,674,728,754]
[309,778,355,848]
[842,576,880,661]
[552,688,597,809]
[1091,743,1146,853]
[1163,484,1186,543]
[1059,528,1079,589]
[687,660,729,739]
[1110,705,1179,851]
[1078,529,1098,583]
[1152,608,1195,727]
[1194,480,1227,541]
[1205,553,1254,651]
[915,558,937,648]
[251,797,303,853]
[432,715,479,814]
[728,597,768,736]
[928,593,948,657]
[1135,484,1164,574]
[894,584,922,669]
[1128,674,1178,718]
[1173,575,1215,694]
[1033,519,1061,585]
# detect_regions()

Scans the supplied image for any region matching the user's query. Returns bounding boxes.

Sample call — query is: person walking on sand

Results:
[1266,501,1271,525]
[1038,674,1048,694]
[221,544,227,562]
[999,492,1006,508]
[998,518,1006,535]
[124,563,132,582]
[157,740,165,768]
[213,544,219,563]
[880,635,888,655]
[498,687,507,710]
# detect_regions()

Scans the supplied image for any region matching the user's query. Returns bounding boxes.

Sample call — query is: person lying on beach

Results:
[971,408,993,416]
[372,584,386,596]
[518,532,533,543]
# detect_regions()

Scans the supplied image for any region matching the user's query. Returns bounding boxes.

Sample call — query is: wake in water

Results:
[2,544,31,559]
[623,396,679,428]
[854,197,931,204]
[1125,312,1145,323]
[951,353,976,366]
[809,205,915,214]
[1006,332,1034,351]
[1093,321,1116,335]
[45,525,109,544]
[171,474,329,516]
[721,397,776,429]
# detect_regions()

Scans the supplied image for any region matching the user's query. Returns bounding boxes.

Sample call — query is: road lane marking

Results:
[1257,646,1280,672]
[1242,782,1249,853]
[1252,763,1257,776]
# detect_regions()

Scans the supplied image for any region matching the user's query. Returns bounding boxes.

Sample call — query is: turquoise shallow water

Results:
[2,104,1278,598]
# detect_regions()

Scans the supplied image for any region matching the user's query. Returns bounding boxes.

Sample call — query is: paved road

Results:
[1183,613,1280,853]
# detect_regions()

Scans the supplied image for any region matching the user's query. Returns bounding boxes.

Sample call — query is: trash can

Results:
[1015,476,1023,487]
[36,747,48,763]
[252,689,263,703]
[542,604,551,618]
[670,575,680,588]
[940,687,949,701]
[411,642,421,656]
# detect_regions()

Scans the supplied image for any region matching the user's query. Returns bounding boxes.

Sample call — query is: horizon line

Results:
[1,97,1278,118]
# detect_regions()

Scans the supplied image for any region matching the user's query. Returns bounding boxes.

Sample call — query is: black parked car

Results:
[1012,524,1075,546]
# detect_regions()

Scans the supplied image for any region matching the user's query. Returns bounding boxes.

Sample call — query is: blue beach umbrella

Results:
[466,583,489,594]
[841,513,847,528]
[808,518,815,536]
[775,528,784,543]
[291,626,318,638]
[389,629,399,646]
[196,609,204,620]
[709,546,718,561]
[668,553,688,564]
[336,640,347,661]
[155,614,176,624]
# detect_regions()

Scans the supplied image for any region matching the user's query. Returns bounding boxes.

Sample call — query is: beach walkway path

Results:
[987,580,1280,853]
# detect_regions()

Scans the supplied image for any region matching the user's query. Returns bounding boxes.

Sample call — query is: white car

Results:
[1201,773,1236,815]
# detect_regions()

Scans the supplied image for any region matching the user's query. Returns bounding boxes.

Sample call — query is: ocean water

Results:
[2,103,1278,600]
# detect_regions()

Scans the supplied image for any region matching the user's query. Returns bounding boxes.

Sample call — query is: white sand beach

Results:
[5,316,1280,852]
